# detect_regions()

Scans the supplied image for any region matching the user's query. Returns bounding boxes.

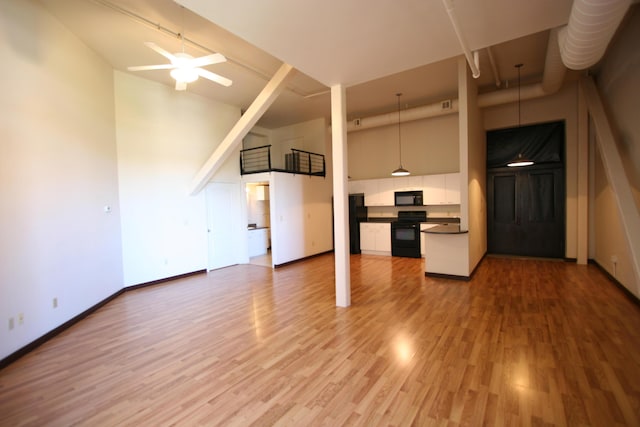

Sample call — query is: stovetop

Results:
[397,210,427,223]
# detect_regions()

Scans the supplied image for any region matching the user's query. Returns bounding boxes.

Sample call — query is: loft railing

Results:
[240,145,272,174]
[240,145,326,177]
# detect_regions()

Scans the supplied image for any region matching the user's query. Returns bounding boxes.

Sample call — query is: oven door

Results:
[391,222,421,258]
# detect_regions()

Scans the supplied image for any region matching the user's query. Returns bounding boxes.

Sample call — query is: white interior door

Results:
[206,182,245,270]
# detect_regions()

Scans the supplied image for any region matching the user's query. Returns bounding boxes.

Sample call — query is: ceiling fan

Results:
[128,41,232,91]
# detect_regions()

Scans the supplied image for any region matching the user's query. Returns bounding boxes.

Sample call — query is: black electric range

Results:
[391,211,427,258]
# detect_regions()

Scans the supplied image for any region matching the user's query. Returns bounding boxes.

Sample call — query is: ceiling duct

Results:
[478,27,566,108]
[559,0,631,70]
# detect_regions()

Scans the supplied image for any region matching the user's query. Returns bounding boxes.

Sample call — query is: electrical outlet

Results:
[611,255,618,263]
[53,297,58,308]
[18,313,24,325]
[9,317,14,330]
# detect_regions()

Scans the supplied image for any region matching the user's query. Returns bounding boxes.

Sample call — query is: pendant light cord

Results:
[516,63,522,127]
[397,93,402,166]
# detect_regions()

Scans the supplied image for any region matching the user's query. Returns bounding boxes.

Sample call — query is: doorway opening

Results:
[245,182,272,267]
[486,121,566,258]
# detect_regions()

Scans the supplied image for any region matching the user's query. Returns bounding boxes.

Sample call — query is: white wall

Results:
[114,72,240,286]
[591,5,640,297]
[270,118,327,170]
[0,1,123,359]
[270,173,334,266]
[348,113,459,180]
[596,5,640,209]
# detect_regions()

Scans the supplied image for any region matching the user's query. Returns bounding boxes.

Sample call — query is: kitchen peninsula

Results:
[422,223,469,279]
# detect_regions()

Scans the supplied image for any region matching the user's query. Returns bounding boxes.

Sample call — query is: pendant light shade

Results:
[391,166,410,176]
[507,153,534,167]
[391,93,410,176]
[507,64,534,168]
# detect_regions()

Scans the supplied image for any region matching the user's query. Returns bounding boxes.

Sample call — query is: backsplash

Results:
[366,205,460,219]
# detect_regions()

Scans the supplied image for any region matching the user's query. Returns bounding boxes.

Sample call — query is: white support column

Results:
[331,84,350,307]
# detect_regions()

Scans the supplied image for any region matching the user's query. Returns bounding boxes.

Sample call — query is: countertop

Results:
[422,224,468,234]
[364,217,460,224]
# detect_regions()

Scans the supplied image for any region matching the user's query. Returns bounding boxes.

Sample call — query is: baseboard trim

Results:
[124,269,206,292]
[274,250,334,268]
[0,269,207,371]
[425,272,470,281]
[0,289,124,370]
[589,259,640,306]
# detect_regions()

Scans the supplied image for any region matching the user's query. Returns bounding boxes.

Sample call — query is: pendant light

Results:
[507,64,534,167]
[391,93,410,176]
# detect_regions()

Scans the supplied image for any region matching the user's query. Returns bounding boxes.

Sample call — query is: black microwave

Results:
[394,190,423,206]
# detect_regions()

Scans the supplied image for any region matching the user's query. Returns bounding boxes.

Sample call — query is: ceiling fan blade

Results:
[190,53,226,68]
[197,68,233,87]
[175,81,187,91]
[127,64,175,71]
[144,42,176,62]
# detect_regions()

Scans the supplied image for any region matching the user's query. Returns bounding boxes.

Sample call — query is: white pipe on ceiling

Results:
[486,47,502,88]
[558,0,631,70]
[347,28,565,132]
[442,0,481,78]
[347,0,631,133]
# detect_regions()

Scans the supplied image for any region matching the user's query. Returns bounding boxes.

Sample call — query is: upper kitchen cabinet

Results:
[256,185,270,201]
[423,173,460,205]
[348,179,366,195]
[393,175,423,192]
[443,173,460,204]
[365,178,394,206]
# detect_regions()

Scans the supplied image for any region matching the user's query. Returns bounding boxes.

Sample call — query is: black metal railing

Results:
[240,145,272,174]
[240,146,325,177]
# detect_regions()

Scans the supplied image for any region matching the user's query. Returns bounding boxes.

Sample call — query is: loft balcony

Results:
[240,145,326,177]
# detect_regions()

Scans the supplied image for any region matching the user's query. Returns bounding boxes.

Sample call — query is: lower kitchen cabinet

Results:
[248,228,269,257]
[360,222,391,254]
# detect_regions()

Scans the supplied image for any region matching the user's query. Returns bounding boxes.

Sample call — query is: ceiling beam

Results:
[189,63,296,195]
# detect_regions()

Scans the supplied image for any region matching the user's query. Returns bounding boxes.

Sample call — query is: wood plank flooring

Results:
[1,254,639,426]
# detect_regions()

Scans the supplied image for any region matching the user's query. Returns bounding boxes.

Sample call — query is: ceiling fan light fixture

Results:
[170,67,199,83]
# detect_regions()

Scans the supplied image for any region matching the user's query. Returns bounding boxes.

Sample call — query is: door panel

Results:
[488,166,564,258]
[206,182,244,270]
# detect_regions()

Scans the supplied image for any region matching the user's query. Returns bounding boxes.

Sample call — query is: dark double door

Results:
[487,166,565,258]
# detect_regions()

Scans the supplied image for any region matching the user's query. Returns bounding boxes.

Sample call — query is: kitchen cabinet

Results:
[256,185,269,201]
[394,175,423,192]
[422,173,460,205]
[443,173,460,204]
[360,222,391,253]
[348,179,366,195]
[351,173,460,207]
[422,174,446,205]
[248,228,269,257]
[364,179,394,206]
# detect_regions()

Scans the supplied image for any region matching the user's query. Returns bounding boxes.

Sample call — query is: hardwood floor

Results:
[1,254,639,426]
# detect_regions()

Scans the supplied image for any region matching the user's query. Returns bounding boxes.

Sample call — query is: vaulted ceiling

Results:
[38,0,575,129]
